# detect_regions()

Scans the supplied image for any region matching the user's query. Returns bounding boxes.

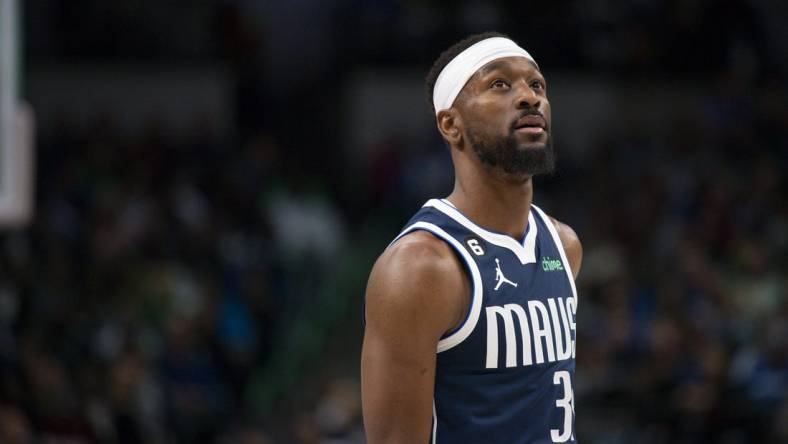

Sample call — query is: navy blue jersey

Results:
[392,199,578,444]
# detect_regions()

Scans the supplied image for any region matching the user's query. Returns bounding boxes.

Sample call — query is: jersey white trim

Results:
[432,400,437,444]
[531,205,578,300]
[424,199,538,265]
[391,221,484,353]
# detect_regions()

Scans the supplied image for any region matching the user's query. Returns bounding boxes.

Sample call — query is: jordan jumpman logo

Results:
[494,258,518,290]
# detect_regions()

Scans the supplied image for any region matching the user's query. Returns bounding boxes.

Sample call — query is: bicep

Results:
[361,317,437,443]
[361,239,462,443]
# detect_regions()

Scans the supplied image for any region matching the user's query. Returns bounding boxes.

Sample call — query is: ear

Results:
[436,109,463,148]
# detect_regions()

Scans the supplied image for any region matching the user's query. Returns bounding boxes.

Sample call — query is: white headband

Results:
[432,37,537,115]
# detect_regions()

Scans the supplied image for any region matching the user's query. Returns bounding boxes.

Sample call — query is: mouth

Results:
[513,114,547,135]
[516,126,545,135]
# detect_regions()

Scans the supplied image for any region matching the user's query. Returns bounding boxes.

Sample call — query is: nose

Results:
[515,82,540,109]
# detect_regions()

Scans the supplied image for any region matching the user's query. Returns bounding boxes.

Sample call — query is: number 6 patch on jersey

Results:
[464,236,486,256]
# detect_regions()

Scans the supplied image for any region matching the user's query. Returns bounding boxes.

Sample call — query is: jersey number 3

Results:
[551,370,575,442]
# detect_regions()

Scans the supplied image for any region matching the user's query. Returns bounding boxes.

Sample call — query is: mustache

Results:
[510,109,548,131]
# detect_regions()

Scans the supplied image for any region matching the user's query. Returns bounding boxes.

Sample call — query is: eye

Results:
[530,80,546,90]
[490,79,509,89]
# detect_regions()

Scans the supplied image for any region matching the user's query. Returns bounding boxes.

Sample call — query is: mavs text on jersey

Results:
[391,199,578,444]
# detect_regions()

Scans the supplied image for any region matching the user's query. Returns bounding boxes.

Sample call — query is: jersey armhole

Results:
[530,205,578,301]
[391,221,484,353]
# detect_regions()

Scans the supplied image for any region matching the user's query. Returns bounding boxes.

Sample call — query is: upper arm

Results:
[361,232,466,444]
[550,217,583,280]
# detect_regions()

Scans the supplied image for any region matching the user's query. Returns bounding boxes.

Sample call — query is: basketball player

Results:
[361,32,582,443]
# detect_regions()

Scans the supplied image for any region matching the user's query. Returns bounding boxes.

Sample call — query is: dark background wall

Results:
[0,1,786,443]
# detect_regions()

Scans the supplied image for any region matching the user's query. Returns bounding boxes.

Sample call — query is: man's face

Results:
[456,56,554,177]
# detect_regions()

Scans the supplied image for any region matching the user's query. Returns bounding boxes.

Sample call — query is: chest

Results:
[466,231,571,305]
[444,234,577,370]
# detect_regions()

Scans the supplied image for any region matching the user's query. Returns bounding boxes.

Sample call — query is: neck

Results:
[446,164,534,240]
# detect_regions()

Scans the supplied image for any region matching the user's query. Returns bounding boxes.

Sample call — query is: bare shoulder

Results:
[365,230,467,338]
[361,231,468,442]
[548,216,583,280]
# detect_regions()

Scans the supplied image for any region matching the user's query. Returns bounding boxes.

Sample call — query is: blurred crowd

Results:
[560,78,787,443]
[1,0,786,443]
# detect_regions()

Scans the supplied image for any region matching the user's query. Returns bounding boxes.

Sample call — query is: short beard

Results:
[467,128,555,177]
